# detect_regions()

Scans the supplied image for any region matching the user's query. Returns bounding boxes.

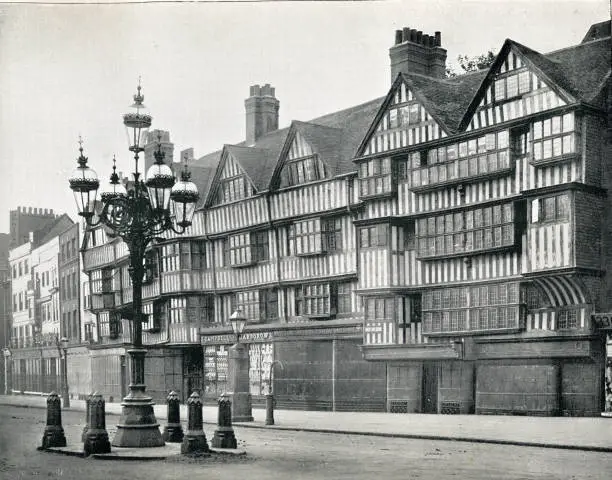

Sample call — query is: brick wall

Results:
[574,190,603,271]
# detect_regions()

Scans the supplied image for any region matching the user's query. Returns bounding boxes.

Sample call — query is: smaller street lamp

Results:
[227,308,252,422]
[56,336,70,408]
[229,308,247,343]
[3,348,12,395]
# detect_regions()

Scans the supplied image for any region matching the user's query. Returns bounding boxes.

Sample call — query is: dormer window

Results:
[280,154,326,187]
[216,175,250,204]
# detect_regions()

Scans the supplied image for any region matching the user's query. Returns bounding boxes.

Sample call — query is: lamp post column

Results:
[62,347,70,408]
[228,340,253,422]
[112,240,164,447]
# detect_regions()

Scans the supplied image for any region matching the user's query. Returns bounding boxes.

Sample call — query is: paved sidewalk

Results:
[1,394,611,452]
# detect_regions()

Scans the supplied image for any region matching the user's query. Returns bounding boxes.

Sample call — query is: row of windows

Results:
[295,282,353,317]
[162,241,206,271]
[12,260,28,279]
[423,306,520,333]
[422,283,520,311]
[494,70,532,102]
[288,217,343,256]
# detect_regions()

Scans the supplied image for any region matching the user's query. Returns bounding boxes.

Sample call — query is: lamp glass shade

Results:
[68,165,99,217]
[123,87,152,152]
[145,162,175,210]
[60,337,69,350]
[170,177,199,228]
[230,308,247,335]
[99,176,127,203]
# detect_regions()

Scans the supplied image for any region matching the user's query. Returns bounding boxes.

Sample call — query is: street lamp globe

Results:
[170,164,200,229]
[145,142,175,211]
[68,139,100,219]
[60,337,69,351]
[123,82,152,153]
[230,308,247,341]
[99,157,127,203]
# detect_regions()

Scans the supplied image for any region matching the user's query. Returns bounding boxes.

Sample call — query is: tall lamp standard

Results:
[228,308,253,422]
[68,83,200,447]
[55,336,70,408]
[3,348,11,395]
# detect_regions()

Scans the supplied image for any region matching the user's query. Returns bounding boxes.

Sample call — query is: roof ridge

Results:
[544,36,610,56]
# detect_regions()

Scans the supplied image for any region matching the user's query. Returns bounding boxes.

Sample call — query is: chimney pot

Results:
[423,34,430,46]
[409,29,417,42]
[402,27,410,43]
[435,31,442,46]
[395,30,403,45]
[416,31,423,44]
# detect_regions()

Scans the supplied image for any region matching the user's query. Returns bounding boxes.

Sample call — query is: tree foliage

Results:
[446,50,496,77]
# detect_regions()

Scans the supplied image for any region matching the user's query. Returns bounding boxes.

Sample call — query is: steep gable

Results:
[271,122,343,189]
[357,75,450,157]
[461,41,577,132]
[205,147,257,207]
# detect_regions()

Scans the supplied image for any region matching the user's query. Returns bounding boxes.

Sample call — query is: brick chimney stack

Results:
[389,27,447,82]
[245,84,279,146]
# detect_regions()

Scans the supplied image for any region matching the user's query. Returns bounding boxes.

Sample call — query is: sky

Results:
[0,0,609,233]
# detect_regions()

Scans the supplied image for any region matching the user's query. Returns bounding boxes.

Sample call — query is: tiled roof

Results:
[402,71,487,134]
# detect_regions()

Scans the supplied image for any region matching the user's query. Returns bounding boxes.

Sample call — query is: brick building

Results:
[77,20,611,415]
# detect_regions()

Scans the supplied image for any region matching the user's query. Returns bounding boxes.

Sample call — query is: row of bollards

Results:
[41,390,239,456]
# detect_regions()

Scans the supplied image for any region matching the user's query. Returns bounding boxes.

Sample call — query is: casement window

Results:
[557,309,579,329]
[281,155,326,187]
[101,267,113,293]
[364,297,395,322]
[18,262,22,277]
[359,224,389,248]
[358,157,395,199]
[84,323,94,342]
[144,300,166,331]
[494,70,531,102]
[186,296,214,324]
[422,282,520,334]
[416,202,515,258]
[289,219,323,256]
[109,312,122,339]
[161,241,206,272]
[295,282,352,318]
[216,175,249,204]
[224,231,269,267]
[288,217,342,256]
[531,112,579,164]
[234,289,276,323]
[259,288,278,321]
[530,194,570,224]
[322,216,342,252]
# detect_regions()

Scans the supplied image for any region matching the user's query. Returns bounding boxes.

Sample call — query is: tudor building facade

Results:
[79,21,611,415]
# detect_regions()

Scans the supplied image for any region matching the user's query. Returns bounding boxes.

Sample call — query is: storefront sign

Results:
[592,313,612,330]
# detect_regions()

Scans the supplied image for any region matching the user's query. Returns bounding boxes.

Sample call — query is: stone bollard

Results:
[265,393,275,426]
[81,393,92,442]
[211,394,237,449]
[162,391,184,443]
[41,392,67,449]
[181,392,209,454]
[83,392,111,456]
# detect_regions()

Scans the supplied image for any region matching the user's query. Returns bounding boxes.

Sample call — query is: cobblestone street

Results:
[1,405,611,480]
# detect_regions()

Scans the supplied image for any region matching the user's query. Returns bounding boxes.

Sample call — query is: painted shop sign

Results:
[592,313,612,330]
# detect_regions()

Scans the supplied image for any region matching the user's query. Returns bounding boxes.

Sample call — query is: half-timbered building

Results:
[78,20,612,415]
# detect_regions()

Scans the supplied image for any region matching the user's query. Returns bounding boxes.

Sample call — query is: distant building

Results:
[8,214,73,394]
[9,206,58,249]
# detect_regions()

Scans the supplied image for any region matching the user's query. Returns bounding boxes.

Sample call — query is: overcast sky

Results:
[0,0,609,232]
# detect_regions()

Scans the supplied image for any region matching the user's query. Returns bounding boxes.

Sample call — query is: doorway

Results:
[422,363,439,413]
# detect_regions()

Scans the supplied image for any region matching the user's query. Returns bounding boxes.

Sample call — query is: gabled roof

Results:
[458,35,611,130]
[225,144,280,192]
[402,71,487,133]
[36,214,74,247]
[582,20,611,43]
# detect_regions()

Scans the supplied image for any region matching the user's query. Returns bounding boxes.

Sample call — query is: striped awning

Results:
[532,275,588,307]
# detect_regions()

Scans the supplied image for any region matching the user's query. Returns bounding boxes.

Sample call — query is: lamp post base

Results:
[230,392,253,422]
[111,390,164,448]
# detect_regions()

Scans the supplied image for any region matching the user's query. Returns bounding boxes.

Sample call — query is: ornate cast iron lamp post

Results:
[68,83,200,447]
